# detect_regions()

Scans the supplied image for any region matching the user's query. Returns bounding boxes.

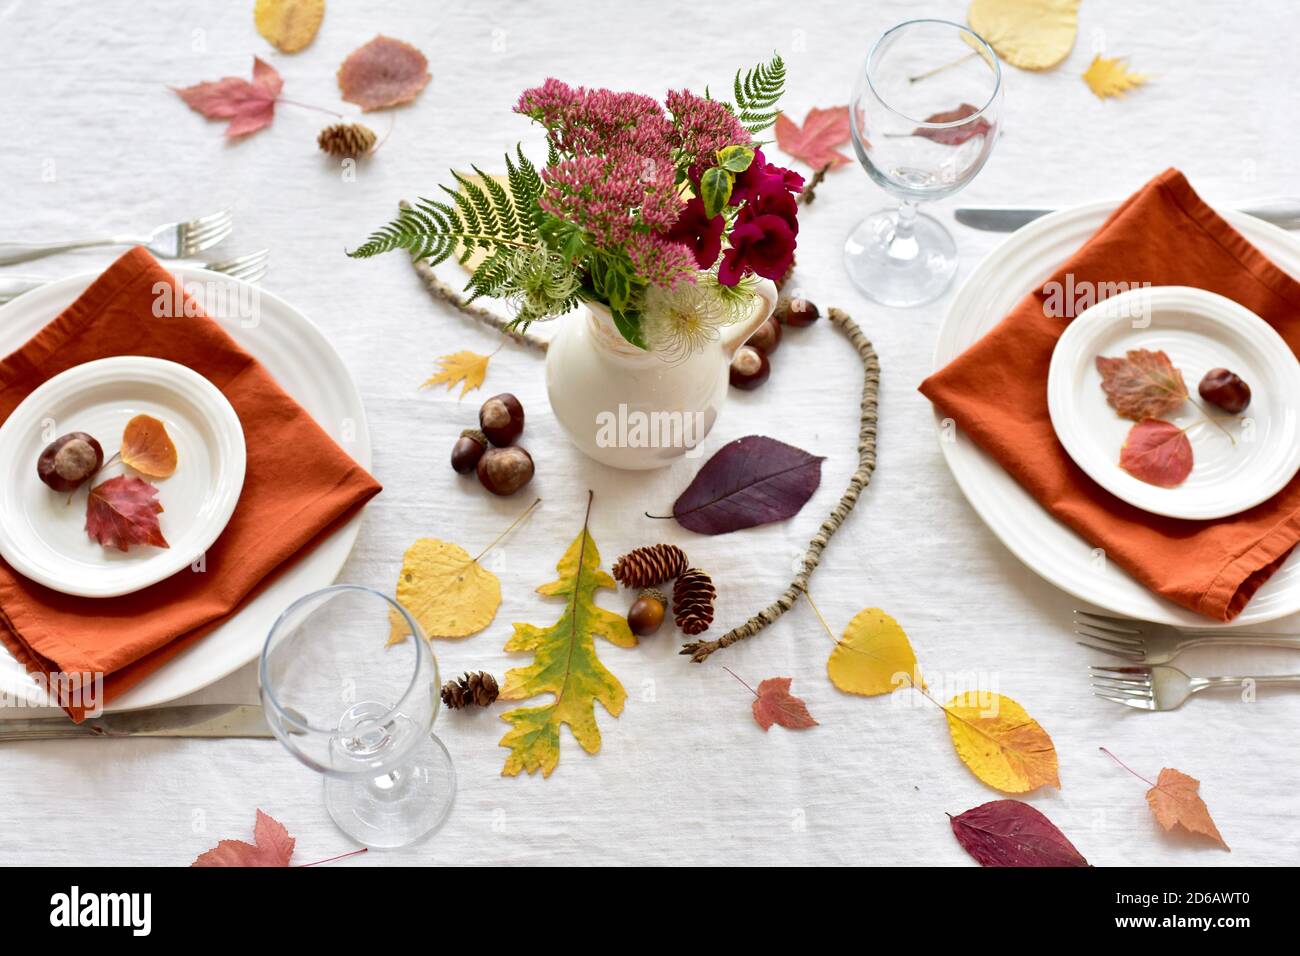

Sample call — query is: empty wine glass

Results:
[845,19,1003,307]
[260,585,456,849]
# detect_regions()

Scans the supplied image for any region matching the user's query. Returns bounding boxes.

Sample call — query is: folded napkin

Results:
[0,247,382,718]
[921,169,1300,621]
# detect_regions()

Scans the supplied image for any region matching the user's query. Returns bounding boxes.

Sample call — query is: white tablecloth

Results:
[1,0,1297,866]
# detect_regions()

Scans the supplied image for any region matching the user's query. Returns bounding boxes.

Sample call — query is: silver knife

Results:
[955,198,1300,232]
[0,704,273,741]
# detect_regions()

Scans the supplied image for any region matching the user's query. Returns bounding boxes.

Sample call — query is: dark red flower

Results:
[729,148,805,206]
[666,196,725,269]
[718,211,797,285]
[745,188,799,235]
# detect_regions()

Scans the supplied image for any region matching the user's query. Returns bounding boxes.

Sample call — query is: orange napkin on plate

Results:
[920,169,1300,621]
[0,248,382,718]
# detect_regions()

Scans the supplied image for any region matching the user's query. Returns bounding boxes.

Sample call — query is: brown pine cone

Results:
[672,568,716,636]
[612,544,688,589]
[317,122,377,158]
[441,671,499,710]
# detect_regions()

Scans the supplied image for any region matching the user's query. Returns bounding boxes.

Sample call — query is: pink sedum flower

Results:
[626,233,698,290]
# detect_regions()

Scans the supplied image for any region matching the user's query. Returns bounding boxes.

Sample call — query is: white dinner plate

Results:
[934,202,1300,627]
[1047,286,1300,520]
[0,268,370,709]
[0,356,247,597]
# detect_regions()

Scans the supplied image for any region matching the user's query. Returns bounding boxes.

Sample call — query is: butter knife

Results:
[955,198,1300,232]
[0,704,273,741]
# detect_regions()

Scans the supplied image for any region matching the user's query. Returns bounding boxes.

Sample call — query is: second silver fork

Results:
[1074,610,1300,664]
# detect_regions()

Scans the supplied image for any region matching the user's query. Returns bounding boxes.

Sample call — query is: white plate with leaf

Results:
[0,356,246,598]
[1047,286,1300,520]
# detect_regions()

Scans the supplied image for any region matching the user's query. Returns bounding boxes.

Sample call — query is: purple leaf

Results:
[671,436,824,535]
[949,800,1089,867]
[913,103,991,146]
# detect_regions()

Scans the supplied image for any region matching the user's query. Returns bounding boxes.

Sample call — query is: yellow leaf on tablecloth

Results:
[968,0,1079,71]
[390,538,501,644]
[827,607,923,696]
[254,0,325,54]
[944,692,1060,793]
[498,494,635,778]
[1083,55,1148,100]
[121,414,178,479]
[422,349,491,397]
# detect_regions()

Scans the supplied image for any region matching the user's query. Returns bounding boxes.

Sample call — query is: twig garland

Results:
[798,162,831,204]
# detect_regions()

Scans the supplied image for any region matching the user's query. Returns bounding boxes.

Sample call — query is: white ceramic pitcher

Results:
[545,279,779,470]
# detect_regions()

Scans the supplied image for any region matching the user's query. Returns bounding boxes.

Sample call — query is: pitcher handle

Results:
[720,278,780,359]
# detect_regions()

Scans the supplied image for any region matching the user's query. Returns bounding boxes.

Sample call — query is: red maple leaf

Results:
[774,106,853,170]
[84,475,168,551]
[751,677,819,731]
[192,810,296,867]
[173,56,283,138]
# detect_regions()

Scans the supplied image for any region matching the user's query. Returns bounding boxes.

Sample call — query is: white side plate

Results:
[1048,286,1300,520]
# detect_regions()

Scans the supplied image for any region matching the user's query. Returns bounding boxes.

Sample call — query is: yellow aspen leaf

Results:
[1083,55,1148,99]
[389,538,501,644]
[1146,768,1229,849]
[968,0,1078,71]
[422,350,491,398]
[827,607,923,696]
[945,692,1060,793]
[254,0,325,54]
[499,494,635,777]
[121,414,178,479]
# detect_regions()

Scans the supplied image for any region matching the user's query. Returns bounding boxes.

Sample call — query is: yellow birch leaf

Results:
[254,0,325,54]
[1083,55,1148,100]
[827,608,923,696]
[422,350,491,397]
[389,538,501,644]
[968,0,1079,71]
[498,496,635,777]
[945,692,1060,793]
[121,414,178,479]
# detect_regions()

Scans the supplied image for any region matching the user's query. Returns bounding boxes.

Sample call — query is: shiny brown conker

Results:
[775,297,819,327]
[450,429,487,474]
[729,345,771,390]
[479,393,525,446]
[747,316,782,356]
[1198,368,1251,414]
[476,445,534,496]
[37,432,104,492]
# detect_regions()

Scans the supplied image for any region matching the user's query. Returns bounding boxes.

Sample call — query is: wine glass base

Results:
[324,732,457,849]
[844,208,958,307]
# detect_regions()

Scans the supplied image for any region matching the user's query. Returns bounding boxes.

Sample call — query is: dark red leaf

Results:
[752,677,818,731]
[1119,419,1193,488]
[173,56,282,138]
[85,475,168,551]
[192,810,295,867]
[671,435,824,535]
[913,103,991,145]
[949,800,1089,867]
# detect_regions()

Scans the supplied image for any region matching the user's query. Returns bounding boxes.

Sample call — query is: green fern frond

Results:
[732,52,786,134]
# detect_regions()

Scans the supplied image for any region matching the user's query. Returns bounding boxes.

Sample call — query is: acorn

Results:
[748,315,782,355]
[776,297,819,327]
[729,345,771,390]
[479,393,525,446]
[450,428,488,475]
[37,432,104,492]
[476,445,534,496]
[627,588,666,636]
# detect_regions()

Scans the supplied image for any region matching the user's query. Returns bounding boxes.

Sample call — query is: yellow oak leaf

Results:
[968,0,1079,71]
[945,692,1060,793]
[121,414,178,479]
[827,607,923,696]
[422,350,491,398]
[1083,55,1148,100]
[498,496,635,777]
[254,0,325,54]
[1146,767,1229,849]
[389,538,501,644]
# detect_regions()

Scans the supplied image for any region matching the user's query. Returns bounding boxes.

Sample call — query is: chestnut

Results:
[451,429,487,475]
[729,345,771,390]
[479,392,525,446]
[37,431,103,492]
[1198,368,1251,414]
[775,297,819,327]
[476,445,534,496]
[748,316,782,356]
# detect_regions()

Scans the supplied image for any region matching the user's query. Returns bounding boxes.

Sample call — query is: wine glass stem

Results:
[887,199,921,261]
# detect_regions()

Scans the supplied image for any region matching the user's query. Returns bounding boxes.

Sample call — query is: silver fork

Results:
[1074,610,1300,664]
[0,210,234,266]
[1090,664,1300,711]
[0,249,269,304]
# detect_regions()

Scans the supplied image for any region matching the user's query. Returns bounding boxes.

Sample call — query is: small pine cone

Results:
[317,122,377,158]
[672,568,716,636]
[612,544,689,589]
[441,671,499,710]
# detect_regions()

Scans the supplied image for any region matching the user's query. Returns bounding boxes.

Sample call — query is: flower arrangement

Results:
[349,55,800,354]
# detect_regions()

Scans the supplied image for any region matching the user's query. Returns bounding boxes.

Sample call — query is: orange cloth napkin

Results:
[920,169,1300,621]
[0,248,382,717]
